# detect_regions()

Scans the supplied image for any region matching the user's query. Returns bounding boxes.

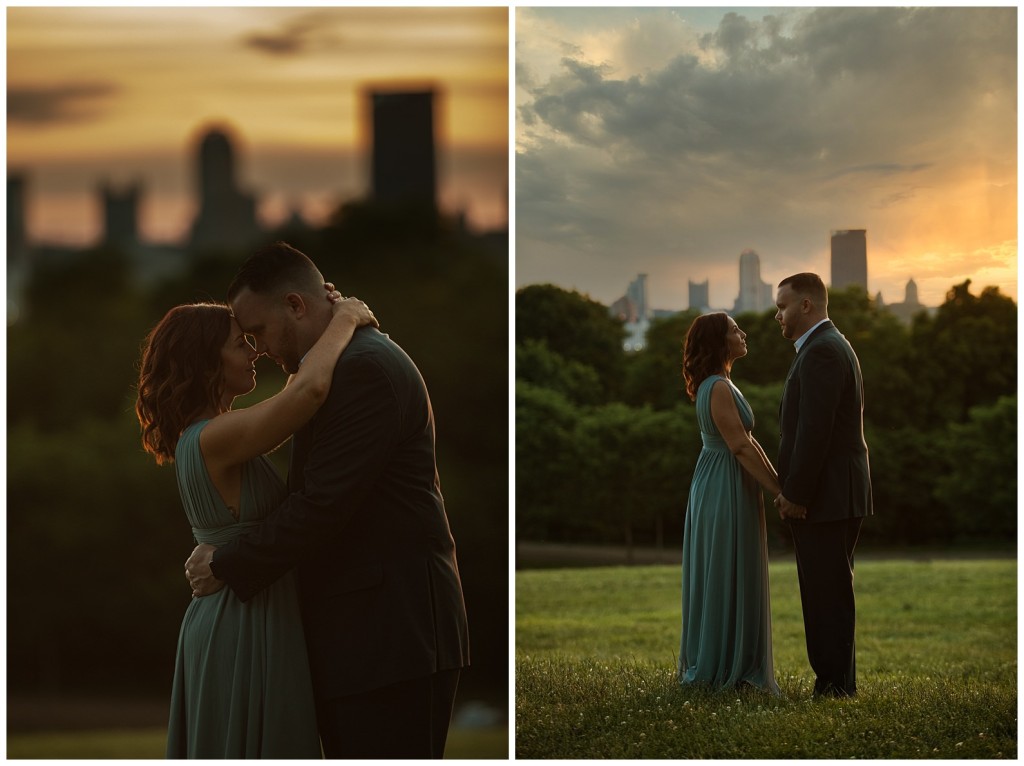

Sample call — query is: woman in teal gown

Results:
[136,286,376,757]
[678,312,783,696]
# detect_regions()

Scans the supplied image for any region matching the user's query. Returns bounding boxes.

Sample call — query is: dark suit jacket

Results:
[778,320,873,523]
[212,326,470,699]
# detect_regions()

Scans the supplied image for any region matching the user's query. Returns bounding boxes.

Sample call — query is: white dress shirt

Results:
[794,318,830,353]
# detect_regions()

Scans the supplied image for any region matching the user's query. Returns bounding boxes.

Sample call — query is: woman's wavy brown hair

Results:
[135,303,232,464]
[682,312,731,401]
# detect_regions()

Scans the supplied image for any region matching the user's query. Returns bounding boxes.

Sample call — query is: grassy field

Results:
[6,724,508,759]
[516,557,1016,759]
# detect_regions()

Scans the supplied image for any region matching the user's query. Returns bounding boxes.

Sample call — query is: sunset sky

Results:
[516,6,1017,309]
[7,6,508,245]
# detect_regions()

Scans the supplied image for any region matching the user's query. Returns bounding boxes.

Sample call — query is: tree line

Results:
[516,280,1016,558]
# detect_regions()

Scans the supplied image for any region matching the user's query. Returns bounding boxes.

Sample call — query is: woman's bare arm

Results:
[709,380,783,498]
[200,297,376,469]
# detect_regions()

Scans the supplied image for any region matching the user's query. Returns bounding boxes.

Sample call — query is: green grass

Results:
[6,724,508,759]
[6,728,169,759]
[516,558,1016,758]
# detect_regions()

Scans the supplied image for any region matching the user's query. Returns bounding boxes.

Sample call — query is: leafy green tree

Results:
[515,381,585,543]
[11,246,152,430]
[516,338,603,406]
[622,311,697,409]
[516,284,626,400]
[861,424,954,544]
[934,396,1016,540]
[575,403,699,559]
[7,412,187,691]
[629,405,701,550]
[909,281,1017,423]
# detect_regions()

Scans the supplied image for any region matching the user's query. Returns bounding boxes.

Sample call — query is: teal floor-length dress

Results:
[678,375,780,695]
[165,420,322,758]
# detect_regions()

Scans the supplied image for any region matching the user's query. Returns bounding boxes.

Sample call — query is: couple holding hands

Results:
[679,272,873,699]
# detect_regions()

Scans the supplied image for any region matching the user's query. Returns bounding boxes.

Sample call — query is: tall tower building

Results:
[733,249,773,313]
[688,279,709,312]
[189,126,261,253]
[609,273,651,351]
[904,277,920,305]
[100,180,141,253]
[8,174,29,322]
[370,90,437,212]
[830,229,868,292]
[8,175,27,267]
[626,273,649,320]
[885,277,929,325]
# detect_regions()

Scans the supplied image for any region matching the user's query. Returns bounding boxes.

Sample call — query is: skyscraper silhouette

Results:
[7,174,29,322]
[884,277,929,324]
[688,279,709,312]
[733,249,773,313]
[370,90,437,212]
[100,180,141,254]
[904,277,920,305]
[830,229,868,292]
[7,175,27,269]
[626,273,649,320]
[189,126,261,253]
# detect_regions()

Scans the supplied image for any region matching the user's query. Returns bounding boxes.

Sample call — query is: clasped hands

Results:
[185,543,225,598]
[774,493,808,521]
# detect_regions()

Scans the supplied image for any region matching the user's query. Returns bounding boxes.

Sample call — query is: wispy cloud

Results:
[8,82,118,126]
[830,163,932,180]
[241,12,341,56]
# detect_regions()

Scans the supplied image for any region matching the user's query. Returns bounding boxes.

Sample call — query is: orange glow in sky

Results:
[8,6,509,244]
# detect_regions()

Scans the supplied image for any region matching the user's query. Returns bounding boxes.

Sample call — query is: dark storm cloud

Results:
[522,7,1015,172]
[8,82,118,125]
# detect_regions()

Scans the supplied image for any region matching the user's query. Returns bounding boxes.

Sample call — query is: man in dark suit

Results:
[185,242,469,757]
[773,272,873,698]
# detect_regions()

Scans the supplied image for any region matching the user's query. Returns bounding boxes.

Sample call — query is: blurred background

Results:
[7,6,508,757]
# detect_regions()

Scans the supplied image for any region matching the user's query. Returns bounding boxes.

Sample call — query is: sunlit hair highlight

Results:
[135,303,232,464]
[227,241,323,302]
[682,312,731,402]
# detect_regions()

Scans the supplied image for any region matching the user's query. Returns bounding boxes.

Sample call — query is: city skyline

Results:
[7,7,508,246]
[516,7,1017,309]
[609,252,930,319]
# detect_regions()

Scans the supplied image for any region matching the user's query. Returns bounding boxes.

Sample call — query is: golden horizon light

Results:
[8,6,509,244]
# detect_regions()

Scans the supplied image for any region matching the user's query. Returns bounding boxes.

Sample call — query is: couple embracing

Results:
[679,272,873,699]
[135,242,470,758]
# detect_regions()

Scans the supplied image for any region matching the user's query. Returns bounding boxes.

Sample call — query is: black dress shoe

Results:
[813,682,856,699]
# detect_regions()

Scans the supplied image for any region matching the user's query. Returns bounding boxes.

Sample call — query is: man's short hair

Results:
[227,241,323,301]
[779,272,828,307]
